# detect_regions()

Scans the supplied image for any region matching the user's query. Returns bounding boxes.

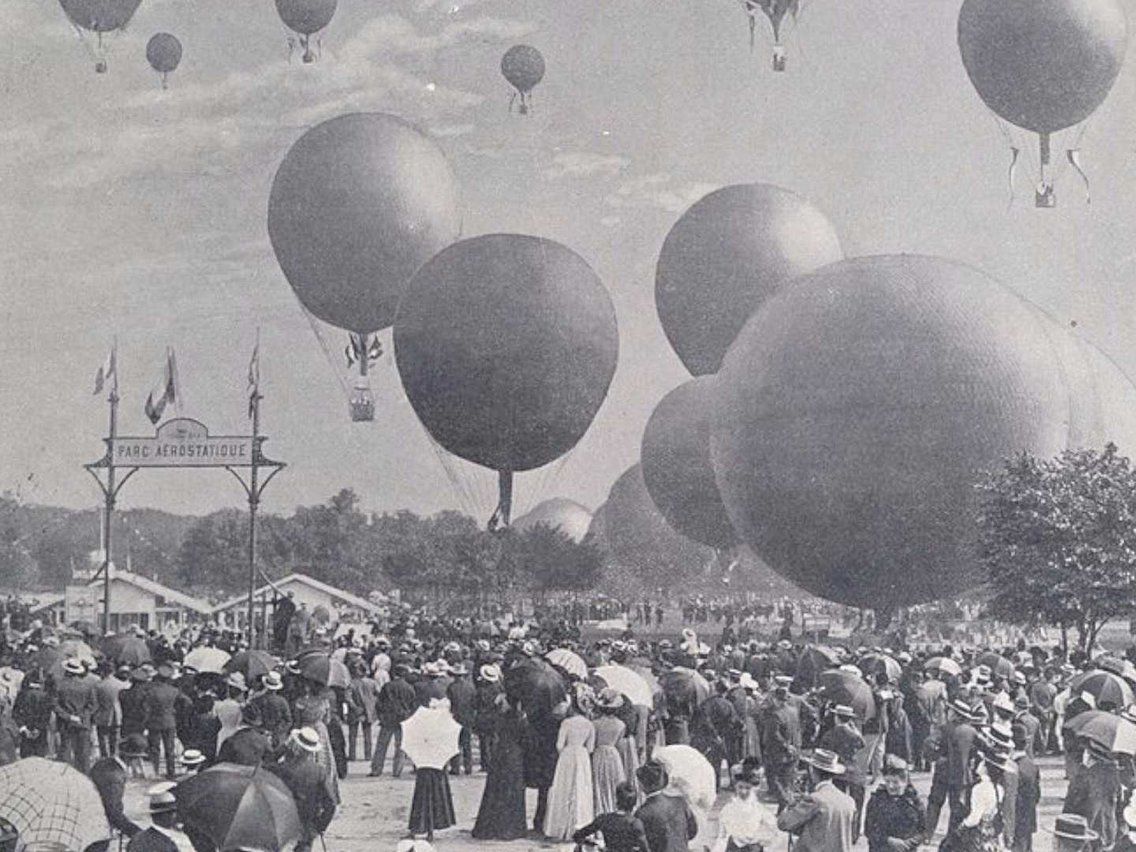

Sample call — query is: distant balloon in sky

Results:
[276,0,338,63]
[711,255,1076,616]
[742,0,802,70]
[58,0,142,73]
[514,498,594,543]
[268,112,460,421]
[501,45,545,115]
[395,234,619,530]
[655,183,843,377]
[146,33,182,89]
[958,0,1127,207]
[640,377,737,550]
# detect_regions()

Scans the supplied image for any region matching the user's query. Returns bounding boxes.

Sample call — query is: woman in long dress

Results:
[544,699,596,840]
[593,689,628,814]
[472,695,528,841]
[292,679,341,805]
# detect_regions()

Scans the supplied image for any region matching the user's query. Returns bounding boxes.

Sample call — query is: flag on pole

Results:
[93,346,117,395]
[247,340,260,419]
[144,349,178,424]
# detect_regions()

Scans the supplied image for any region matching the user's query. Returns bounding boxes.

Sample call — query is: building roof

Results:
[24,593,65,613]
[91,567,213,615]
[211,572,382,616]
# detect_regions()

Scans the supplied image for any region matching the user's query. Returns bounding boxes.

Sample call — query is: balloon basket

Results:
[1035,186,1056,209]
[302,51,315,64]
[772,46,787,72]
[95,61,108,74]
[349,386,375,422]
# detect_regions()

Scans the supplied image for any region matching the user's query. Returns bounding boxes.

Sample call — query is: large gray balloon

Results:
[514,498,594,543]
[711,254,1074,610]
[641,377,737,549]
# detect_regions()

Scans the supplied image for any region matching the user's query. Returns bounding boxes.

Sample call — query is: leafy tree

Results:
[978,444,1136,654]
[517,524,603,594]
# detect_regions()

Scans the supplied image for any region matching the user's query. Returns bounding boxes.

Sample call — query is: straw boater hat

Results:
[832,704,856,720]
[146,783,178,815]
[804,749,846,776]
[62,658,85,676]
[285,659,302,675]
[950,699,979,722]
[1049,814,1099,841]
[290,727,321,753]
[263,671,283,691]
[181,749,206,767]
[479,664,500,683]
[227,672,247,692]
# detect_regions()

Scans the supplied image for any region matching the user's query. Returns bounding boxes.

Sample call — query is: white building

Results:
[211,572,384,631]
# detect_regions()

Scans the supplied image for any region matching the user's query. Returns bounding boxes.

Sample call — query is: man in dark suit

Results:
[1012,726,1041,852]
[446,663,477,775]
[89,753,142,840]
[126,784,183,852]
[119,666,152,740]
[691,680,738,791]
[216,704,273,767]
[142,663,185,779]
[11,671,52,757]
[370,665,417,777]
[762,676,802,812]
[270,728,336,852]
[250,671,292,748]
[55,657,98,771]
[944,699,979,835]
[635,760,697,852]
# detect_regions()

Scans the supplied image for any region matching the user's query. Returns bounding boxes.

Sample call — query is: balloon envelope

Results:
[514,498,594,543]
[394,234,618,474]
[712,254,1074,610]
[656,183,843,377]
[146,33,183,74]
[275,0,338,35]
[59,0,141,33]
[501,44,546,93]
[268,113,461,335]
[958,0,1127,134]
[641,377,737,549]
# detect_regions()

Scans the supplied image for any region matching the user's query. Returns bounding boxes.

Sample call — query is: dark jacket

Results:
[125,827,179,852]
[864,784,924,852]
[89,756,142,838]
[1064,754,1120,849]
[251,692,293,745]
[270,754,336,832]
[119,683,150,736]
[216,727,273,767]
[574,811,651,852]
[377,678,417,726]
[762,701,802,766]
[55,674,98,730]
[12,685,53,737]
[945,720,978,789]
[635,791,698,852]
[1013,752,1041,848]
[691,695,737,755]
[141,681,183,731]
[447,676,477,728]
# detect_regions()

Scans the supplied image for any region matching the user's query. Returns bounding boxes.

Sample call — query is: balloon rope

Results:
[299,305,353,400]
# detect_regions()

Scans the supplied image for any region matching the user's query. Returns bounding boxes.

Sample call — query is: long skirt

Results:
[593,744,626,814]
[543,745,594,841]
[409,768,456,836]
[617,736,640,798]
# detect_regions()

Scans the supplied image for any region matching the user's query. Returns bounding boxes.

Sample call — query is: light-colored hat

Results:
[1049,814,1099,841]
[263,671,283,691]
[805,748,845,776]
[992,692,1014,714]
[146,782,178,814]
[290,727,321,753]
[596,687,623,710]
[62,658,85,676]
[479,664,501,683]
[181,749,206,766]
[832,704,856,719]
[226,672,247,691]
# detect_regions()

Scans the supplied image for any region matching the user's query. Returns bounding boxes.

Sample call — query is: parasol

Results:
[184,647,232,675]
[0,757,110,852]
[29,646,61,674]
[225,650,277,680]
[1066,710,1136,755]
[504,658,567,720]
[594,664,653,706]
[176,762,302,851]
[974,652,1016,681]
[546,648,588,680]
[795,644,842,691]
[1070,670,1135,709]
[104,636,151,665]
[401,703,462,770]
[859,653,902,683]
[1095,656,1136,683]
[924,656,962,678]
[296,651,350,688]
[653,744,716,812]
[817,669,877,721]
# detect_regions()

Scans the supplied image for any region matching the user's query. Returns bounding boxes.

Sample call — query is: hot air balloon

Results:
[602,464,715,591]
[711,255,1078,620]
[742,0,802,70]
[501,45,545,114]
[640,377,737,550]
[58,0,142,73]
[268,113,461,422]
[146,33,182,89]
[958,0,1127,207]
[394,234,618,530]
[513,498,594,543]
[656,183,843,377]
[276,0,338,63]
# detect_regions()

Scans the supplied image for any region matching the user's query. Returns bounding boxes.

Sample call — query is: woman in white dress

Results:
[544,699,596,840]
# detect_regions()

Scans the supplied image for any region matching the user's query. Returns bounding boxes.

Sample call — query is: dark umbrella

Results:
[1070,670,1134,709]
[974,652,1016,681]
[295,651,350,688]
[860,653,902,683]
[29,646,61,674]
[104,637,151,666]
[504,657,567,720]
[817,668,877,721]
[794,644,842,691]
[225,650,276,681]
[68,620,98,639]
[175,762,301,851]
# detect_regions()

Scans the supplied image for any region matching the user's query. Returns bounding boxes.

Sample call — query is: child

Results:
[714,764,779,852]
[573,782,650,852]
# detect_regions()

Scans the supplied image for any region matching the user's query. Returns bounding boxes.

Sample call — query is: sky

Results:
[3,0,1136,523]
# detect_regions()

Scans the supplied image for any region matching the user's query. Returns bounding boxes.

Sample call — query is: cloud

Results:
[605,173,720,214]
[414,0,500,15]
[544,151,631,181]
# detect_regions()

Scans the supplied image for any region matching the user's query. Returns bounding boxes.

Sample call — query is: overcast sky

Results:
[3,0,1136,522]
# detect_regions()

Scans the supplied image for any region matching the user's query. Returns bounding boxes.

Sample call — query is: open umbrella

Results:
[1095,656,1136,683]
[924,657,962,678]
[1066,710,1136,755]
[225,650,277,680]
[184,647,232,674]
[29,646,61,674]
[860,653,902,683]
[296,651,350,688]
[627,663,660,695]
[105,636,151,665]
[795,644,842,690]
[59,639,96,662]
[68,620,98,638]
[176,762,302,851]
[817,669,877,721]
[974,652,1016,681]
[594,664,654,706]
[546,648,588,680]
[1071,670,1135,709]
[0,757,110,852]
[660,668,711,706]
[401,704,462,769]
[653,744,716,812]
[504,658,567,720]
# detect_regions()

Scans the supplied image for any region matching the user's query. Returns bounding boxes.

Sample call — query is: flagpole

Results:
[247,332,261,649]
[102,381,118,636]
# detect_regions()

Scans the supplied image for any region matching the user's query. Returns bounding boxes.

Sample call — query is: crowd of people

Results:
[0,610,1133,852]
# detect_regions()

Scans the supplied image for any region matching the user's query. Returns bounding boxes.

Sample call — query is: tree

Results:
[978,444,1136,655]
[517,524,603,595]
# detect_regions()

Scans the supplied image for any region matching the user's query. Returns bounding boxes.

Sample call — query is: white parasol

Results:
[546,648,588,680]
[653,744,717,812]
[401,702,462,770]
[184,646,232,674]
[594,664,653,706]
